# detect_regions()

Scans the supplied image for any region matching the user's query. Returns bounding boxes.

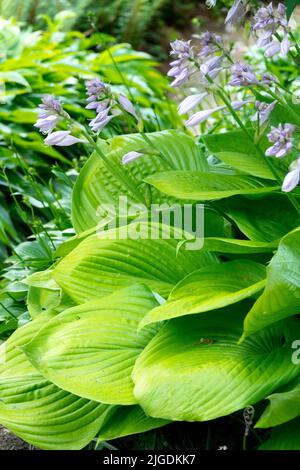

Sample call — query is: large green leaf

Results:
[133,309,300,422]
[256,376,300,428]
[24,285,159,405]
[140,260,266,327]
[72,131,208,233]
[0,313,114,450]
[260,417,300,450]
[203,131,274,179]
[97,406,169,443]
[145,171,278,201]
[217,194,300,242]
[202,237,277,254]
[53,223,218,303]
[242,228,300,339]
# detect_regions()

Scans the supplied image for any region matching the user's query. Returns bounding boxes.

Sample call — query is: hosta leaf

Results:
[97,406,169,443]
[145,171,278,201]
[203,131,274,179]
[72,131,207,233]
[260,417,300,450]
[133,310,300,422]
[53,223,217,303]
[242,227,300,339]
[24,285,159,405]
[0,313,114,450]
[217,194,300,242]
[202,237,277,254]
[256,376,300,428]
[140,260,266,327]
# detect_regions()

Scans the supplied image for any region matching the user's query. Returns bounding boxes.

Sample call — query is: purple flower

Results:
[200,55,223,80]
[252,3,290,57]
[282,158,300,192]
[265,123,295,158]
[122,151,145,165]
[225,0,247,26]
[229,62,259,87]
[197,32,223,59]
[251,100,277,125]
[168,40,193,87]
[34,94,63,134]
[85,78,107,106]
[44,131,83,147]
[118,94,138,119]
[261,72,278,85]
[85,78,117,133]
[185,106,224,127]
[178,93,207,115]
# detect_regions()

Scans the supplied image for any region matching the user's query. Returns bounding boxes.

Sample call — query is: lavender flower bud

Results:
[252,2,289,57]
[185,106,224,127]
[44,131,83,147]
[178,93,207,115]
[282,158,300,192]
[251,100,277,125]
[225,0,247,26]
[261,72,278,85]
[122,151,145,165]
[197,32,222,59]
[168,40,193,88]
[35,94,63,135]
[265,123,295,158]
[229,62,259,87]
[264,40,281,58]
[118,94,138,119]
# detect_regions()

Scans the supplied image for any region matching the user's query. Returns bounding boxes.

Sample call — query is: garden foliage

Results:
[1,0,300,451]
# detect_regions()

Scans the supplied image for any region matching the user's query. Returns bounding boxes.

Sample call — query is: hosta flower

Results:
[229,62,259,86]
[225,0,247,26]
[85,78,107,108]
[118,94,137,119]
[261,72,278,85]
[282,158,300,192]
[252,3,290,57]
[34,94,63,134]
[200,55,223,80]
[122,151,145,165]
[197,31,223,59]
[44,130,83,147]
[168,39,193,87]
[251,100,277,124]
[85,78,117,133]
[185,106,224,127]
[265,123,295,158]
[178,93,207,115]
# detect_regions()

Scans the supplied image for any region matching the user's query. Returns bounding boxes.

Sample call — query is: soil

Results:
[0,426,33,450]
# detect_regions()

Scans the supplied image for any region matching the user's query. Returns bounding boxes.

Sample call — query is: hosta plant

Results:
[1,0,300,451]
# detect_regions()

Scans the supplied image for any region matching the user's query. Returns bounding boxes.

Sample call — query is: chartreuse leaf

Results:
[145,171,278,201]
[202,237,277,254]
[242,228,300,340]
[286,0,300,20]
[256,376,300,428]
[97,406,169,443]
[203,131,274,179]
[260,417,300,450]
[24,285,159,405]
[217,194,300,242]
[133,309,300,422]
[52,223,218,303]
[0,313,114,450]
[140,260,266,328]
[72,130,207,233]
